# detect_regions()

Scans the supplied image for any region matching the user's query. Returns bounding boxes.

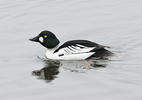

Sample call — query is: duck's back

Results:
[54,40,103,53]
[53,40,113,60]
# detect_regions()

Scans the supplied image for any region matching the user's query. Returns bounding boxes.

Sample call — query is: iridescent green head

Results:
[30,30,60,48]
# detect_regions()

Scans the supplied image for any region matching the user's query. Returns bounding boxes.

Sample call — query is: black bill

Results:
[29,36,39,42]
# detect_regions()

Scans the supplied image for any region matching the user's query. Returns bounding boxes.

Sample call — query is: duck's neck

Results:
[47,44,59,52]
[45,44,60,60]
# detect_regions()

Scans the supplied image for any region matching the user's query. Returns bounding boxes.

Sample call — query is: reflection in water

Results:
[61,59,109,73]
[32,59,60,83]
[32,57,110,82]
[89,58,109,68]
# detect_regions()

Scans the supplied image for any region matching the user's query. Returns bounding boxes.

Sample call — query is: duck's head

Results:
[30,30,60,48]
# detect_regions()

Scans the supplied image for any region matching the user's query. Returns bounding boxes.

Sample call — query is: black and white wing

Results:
[54,40,105,57]
[57,45,95,56]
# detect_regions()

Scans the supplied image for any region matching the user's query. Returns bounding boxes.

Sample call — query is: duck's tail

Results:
[87,48,113,59]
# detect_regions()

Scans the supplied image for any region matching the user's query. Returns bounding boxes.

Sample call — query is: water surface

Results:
[0,0,142,100]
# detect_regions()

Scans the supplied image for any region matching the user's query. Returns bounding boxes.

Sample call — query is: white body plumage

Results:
[46,44,95,60]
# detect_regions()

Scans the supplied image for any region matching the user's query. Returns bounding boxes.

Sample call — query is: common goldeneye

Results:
[30,30,113,60]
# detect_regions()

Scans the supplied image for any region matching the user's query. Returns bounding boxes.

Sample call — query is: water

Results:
[0,0,142,100]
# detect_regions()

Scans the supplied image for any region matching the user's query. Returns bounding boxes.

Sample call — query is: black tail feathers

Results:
[87,48,113,59]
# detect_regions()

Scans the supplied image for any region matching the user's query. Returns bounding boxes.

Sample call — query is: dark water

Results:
[0,0,142,100]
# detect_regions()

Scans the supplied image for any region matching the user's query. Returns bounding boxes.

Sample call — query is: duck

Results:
[29,30,113,60]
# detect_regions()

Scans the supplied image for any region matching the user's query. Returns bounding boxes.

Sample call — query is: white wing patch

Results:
[76,44,87,48]
[57,44,95,57]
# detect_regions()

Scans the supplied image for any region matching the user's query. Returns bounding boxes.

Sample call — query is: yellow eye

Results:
[44,35,47,38]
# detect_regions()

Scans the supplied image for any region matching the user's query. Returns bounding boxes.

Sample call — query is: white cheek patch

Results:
[39,37,44,43]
